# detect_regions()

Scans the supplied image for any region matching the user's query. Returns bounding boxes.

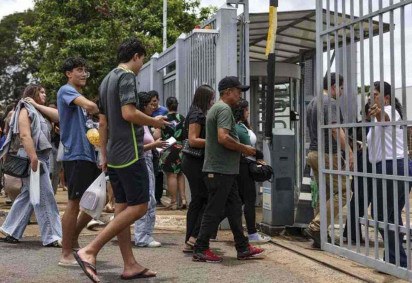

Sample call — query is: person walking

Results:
[304,73,354,248]
[193,76,264,263]
[0,85,62,247]
[182,85,215,252]
[367,81,410,267]
[57,57,101,266]
[159,97,187,209]
[73,38,168,282]
[134,91,168,248]
[149,90,168,206]
[233,99,271,243]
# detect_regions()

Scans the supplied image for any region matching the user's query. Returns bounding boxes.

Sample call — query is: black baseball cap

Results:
[218,76,250,92]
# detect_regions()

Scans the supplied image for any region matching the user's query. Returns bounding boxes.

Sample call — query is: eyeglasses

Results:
[75,67,90,78]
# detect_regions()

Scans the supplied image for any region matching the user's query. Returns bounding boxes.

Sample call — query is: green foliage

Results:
[0,11,37,104]
[16,0,215,101]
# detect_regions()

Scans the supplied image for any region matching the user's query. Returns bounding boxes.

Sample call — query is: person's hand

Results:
[152,116,170,129]
[242,145,256,156]
[30,155,39,172]
[24,97,38,108]
[99,154,107,172]
[257,159,266,165]
[368,103,381,117]
[154,138,169,149]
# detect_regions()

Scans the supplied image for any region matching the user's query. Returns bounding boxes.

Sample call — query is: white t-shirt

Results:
[248,129,257,147]
[367,105,405,163]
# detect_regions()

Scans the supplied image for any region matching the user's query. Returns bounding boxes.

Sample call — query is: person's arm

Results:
[368,103,390,122]
[217,128,256,156]
[98,114,108,172]
[332,127,354,170]
[188,123,205,148]
[152,128,161,140]
[121,104,168,129]
[144,138,168,151]
[24,97,59,122]
[18,108,38,171]
[73,96,99,115]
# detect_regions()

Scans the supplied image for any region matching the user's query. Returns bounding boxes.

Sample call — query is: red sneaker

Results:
[193,249,223,263]
[237,244,265,260]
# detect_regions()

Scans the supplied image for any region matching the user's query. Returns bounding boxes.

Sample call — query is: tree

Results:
[0,11,37,105]
[19,0,215,101]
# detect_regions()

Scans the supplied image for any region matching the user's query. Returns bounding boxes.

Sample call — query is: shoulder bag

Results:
[182,139,204,158]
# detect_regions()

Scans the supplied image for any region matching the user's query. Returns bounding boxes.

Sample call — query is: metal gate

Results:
[316,0,412,279]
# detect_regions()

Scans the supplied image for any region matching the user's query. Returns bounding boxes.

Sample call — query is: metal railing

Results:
[316,0,412,280]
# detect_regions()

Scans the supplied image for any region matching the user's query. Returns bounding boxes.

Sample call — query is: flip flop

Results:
[73,251,99,283]
[120,268,157,280]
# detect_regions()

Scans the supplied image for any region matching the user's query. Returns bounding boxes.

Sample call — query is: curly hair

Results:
[233,99,250,128]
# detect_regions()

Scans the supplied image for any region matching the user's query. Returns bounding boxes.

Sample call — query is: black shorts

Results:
[63,160,100,200]
[107,159,149,206]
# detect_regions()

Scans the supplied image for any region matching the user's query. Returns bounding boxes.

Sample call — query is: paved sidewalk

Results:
[0,190,406,283]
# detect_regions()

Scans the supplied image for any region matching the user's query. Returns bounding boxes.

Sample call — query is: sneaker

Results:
[45,239,62,248]
[248,233,271,243]
[147,240,162,248]
[193,249,223,263]
[86,219,105,230]
[303,227,321,248]
[237,244,265,260]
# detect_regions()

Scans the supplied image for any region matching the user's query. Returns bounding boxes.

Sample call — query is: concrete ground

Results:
[0,189,407,283]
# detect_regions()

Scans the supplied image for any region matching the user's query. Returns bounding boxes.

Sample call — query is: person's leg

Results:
[76,160,155,281]
[194,174,234,252]
[382,160,408,267]
[225,177,249,252]
[237,162,257,235]
[0,177,32,240]
[177,173,187,207]
[59,167,66,190]
[34,160,62,245]
[60,161,97,263]
[166,172,178,207]
[182,156,206,243]
[155,171,164,204]
[134,155,158,246]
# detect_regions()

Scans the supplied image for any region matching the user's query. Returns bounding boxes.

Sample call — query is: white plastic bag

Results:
[56,141,64,161]
[29,161,41,206]
[80,172,107,220]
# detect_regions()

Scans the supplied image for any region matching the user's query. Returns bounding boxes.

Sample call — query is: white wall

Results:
[395,86,412,120]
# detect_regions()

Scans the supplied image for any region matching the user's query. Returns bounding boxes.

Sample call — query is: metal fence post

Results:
[215,5,238,97]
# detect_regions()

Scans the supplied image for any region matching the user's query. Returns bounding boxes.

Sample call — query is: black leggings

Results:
[182,154,208,242]
[237,160,257,235]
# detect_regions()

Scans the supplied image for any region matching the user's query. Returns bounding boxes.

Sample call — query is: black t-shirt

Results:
[185,106,206,139]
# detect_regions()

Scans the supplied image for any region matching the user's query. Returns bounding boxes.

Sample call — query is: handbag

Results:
[182,139,204,158]
[247,160,274,182]
[2,154,30,178]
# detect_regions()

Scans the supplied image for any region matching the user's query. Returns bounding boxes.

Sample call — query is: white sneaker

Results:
[86,219,105,230]
[147,240,162,248]
[248,233,271,243]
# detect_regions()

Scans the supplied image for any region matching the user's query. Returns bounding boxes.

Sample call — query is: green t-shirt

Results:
[202,101,240,174]
[235,123,251,146]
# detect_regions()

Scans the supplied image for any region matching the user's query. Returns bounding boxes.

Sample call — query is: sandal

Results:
[180,199,187,209]
[164,202,178,210]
